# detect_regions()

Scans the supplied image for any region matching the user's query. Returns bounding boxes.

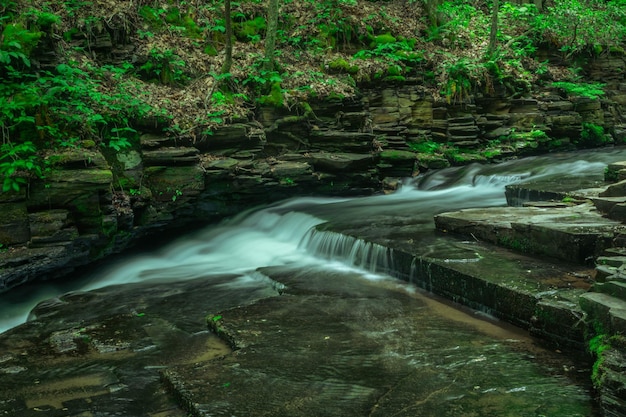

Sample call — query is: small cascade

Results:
[300,229,394,275]
[472,173,531,187]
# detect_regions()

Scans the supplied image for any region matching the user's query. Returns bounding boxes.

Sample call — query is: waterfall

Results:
[4,146,626,333]
[300,229,394,275]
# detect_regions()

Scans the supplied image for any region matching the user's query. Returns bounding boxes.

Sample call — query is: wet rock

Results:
[434,203,621,264]
[0,274,278,417]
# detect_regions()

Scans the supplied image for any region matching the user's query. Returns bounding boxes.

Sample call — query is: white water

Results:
[2,148,626,333]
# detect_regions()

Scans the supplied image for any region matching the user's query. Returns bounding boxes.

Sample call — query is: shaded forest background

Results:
[1,0,625,192]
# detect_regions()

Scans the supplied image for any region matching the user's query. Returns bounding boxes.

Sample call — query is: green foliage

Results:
[408,140,441,153]
[551,81,605,99]
[578,122,608,148]
[138,5,202,38]
[430,2,488,48]
[0,141,41,192]
[533,0,626,58]
[235,16,266,43]
[28,9,61,29]
[588,323,611,388]
[0,22,42,70]
[0,60,155,192]
[442,56,476,103]
[290,0,361,51]
[353,37,423,75]
[370,33,396,47]
[138,48,189,86]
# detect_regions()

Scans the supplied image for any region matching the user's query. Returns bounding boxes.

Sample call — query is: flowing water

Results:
[3,148,626,415]
[2,148,626,332]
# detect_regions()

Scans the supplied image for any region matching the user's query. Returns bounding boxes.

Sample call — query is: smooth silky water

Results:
[3,148,626,415]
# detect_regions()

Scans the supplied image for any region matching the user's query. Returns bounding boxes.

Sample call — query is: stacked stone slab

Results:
[582,161,626,417]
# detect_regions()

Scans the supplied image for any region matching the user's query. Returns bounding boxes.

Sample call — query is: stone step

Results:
[434,202,620,265]
[605,247,626,257]
[592,196,626,214]
[598,256,626,268]
[594,281,626,301]
[596,264,620,282]
[580,292,626,335]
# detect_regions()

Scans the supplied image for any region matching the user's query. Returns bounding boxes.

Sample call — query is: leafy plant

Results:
[353,38,423,69]
[533,0,626,58]
[138,48,189,86]
[578,122,609,148]
[0,141,42,192]
[551,81,605,99]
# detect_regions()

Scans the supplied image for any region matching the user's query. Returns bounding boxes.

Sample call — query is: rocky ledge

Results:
[3,159,626,416]
[431,160,626,417]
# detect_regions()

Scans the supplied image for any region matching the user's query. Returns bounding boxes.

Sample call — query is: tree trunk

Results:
[424,0,444,27]
[264,0,279,71]
[488,0,499,55]
[221,0,232,74]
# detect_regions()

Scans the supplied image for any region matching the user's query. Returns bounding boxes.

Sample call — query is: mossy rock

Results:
[379,150,417,161]
[258,83,284,108]
[326,58,359,75]
[370,33,396,48]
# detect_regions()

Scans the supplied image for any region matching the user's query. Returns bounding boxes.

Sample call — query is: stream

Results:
[3,148,626,415]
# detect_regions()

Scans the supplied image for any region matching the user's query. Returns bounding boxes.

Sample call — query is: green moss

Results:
[258,82,283,107]
[327,58,359,74]
[497,235,535,253]
[370,33,396,47]
[408,141,441,154]
[139,6,163,29]
[605,166,619,182]
[34,12,60,29]
[386,64,402,77]
[588,332,611,388]
[380,150,417,160]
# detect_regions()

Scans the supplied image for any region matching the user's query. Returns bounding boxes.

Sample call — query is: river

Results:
[2,148,626,415]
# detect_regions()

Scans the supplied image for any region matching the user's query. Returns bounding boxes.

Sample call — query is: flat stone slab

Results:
[164,265,595,417]
[306,218,596,348]
[580,292,626,335]
[434,202,624,264]
[0,274,278,417]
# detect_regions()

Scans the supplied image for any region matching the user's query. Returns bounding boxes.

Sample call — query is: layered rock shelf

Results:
[2,70,626,291]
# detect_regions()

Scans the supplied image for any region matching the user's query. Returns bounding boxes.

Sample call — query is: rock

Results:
[581,292,626,335]
[309,130,375,152]
[308,152,375,172]
[267,161,312,179]
[116,149,143,170]
[601,180,626,197]
[28,210,79,246]
[202,157,240,171]
[434,203,620,264]
[143,147,200,166]
[0,203,30,245]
